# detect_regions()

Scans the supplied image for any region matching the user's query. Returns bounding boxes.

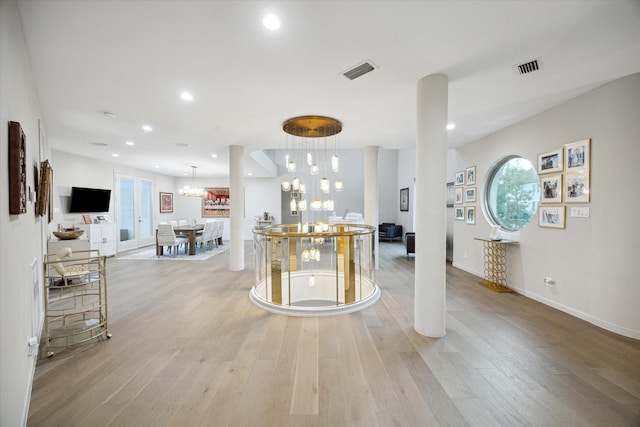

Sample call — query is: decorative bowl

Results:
[53,230,84,240]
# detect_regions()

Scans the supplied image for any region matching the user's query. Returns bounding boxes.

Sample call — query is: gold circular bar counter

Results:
[251,223,380,317]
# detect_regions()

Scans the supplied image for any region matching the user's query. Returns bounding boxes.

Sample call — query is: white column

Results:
[415,74,448,337]
[364,146,379,270]
[229,145,244,271]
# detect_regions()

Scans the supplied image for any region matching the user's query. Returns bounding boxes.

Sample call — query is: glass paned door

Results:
[117,174,155,251]
[139,179,154,242]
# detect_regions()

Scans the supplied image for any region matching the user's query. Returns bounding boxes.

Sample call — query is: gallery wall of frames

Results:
[452,138,591,230]
[537,138,591,229]
[453,165,477,225]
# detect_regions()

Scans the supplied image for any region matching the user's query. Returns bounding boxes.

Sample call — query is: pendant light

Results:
[179,166,205,197]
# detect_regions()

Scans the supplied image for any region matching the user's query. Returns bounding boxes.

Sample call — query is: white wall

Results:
[0,1,47,424]
[378,149,398,224]
[396,148,416,234]
[452,73,640,338]
[51,150,176,231]
[243,177,281,239]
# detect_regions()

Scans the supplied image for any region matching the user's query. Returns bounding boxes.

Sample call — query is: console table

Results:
[474,238,519,293]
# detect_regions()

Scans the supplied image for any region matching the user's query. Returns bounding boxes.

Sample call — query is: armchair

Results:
[405,232,415,259]
[378,223,403,242]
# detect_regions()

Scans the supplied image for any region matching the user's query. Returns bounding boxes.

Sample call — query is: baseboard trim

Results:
[451,262,483,279]
[449,262,639,339]
[510,285,640,340]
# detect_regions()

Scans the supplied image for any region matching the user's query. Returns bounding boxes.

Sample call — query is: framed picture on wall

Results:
[540,174,562,204]
[465,187,476,203]
[564,138,590,172]
[454,187,463,204]
[202,187,230,217]
[400,187,409,211]
[565,171,590,203]
[538,148,563,174]
[465,206,475,224]
[539,206,565,228]
[455,207,464,220]
[455,171,465,186]
[160,192,173,213]
[466,166,476,185]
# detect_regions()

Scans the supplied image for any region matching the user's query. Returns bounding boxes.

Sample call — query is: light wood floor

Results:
[28,241,640,426]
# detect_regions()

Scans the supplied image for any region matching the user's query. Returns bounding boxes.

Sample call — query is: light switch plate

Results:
[570,207,590,218]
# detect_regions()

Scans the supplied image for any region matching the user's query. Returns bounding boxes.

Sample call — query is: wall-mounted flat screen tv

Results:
[68,186,111,213]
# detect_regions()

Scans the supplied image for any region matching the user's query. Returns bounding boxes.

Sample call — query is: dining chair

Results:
[174,219,190,238]
[195,221,215,251]
[214,221,224,246]
[157,224,188,257]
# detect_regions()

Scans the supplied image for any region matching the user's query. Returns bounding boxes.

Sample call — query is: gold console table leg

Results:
[479,240,515,293]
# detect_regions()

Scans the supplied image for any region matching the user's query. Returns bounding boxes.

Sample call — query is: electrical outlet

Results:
[544,277,555,286]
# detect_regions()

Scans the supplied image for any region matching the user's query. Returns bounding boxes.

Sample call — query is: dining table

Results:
[156,224,204,256]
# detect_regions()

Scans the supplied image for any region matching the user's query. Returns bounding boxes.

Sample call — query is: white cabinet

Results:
[48,237,90,255]
[80,223,116,256]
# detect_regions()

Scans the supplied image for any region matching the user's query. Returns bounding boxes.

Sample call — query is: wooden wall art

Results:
[8,121,27,214]
[36,160,52,221]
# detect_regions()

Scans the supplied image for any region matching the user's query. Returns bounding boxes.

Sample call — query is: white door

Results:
[116,174,155,251]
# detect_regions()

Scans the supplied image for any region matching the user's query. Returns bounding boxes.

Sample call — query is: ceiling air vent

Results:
[513,58,543,75]
[342,61,376,80]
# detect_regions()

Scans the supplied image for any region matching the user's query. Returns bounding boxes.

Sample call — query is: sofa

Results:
[378,223,403,242]
[405,232,415,259]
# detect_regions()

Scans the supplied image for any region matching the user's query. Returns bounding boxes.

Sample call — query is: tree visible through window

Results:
[485,156,540,231]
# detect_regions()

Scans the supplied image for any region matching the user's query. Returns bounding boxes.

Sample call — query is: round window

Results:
[484,156,540,231]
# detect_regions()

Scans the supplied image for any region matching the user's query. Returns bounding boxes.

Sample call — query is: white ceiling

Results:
[16,0,640,177]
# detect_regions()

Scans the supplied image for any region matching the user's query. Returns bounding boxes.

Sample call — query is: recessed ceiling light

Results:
[247,172,252,176]
[262,13,280,30]
[125,141,134,146]
[180,91,194,101]
[112,153,119,158]
[446,123,456,130]
[211,153,218,158]
[154,165,160,169]
[142,125,153,132]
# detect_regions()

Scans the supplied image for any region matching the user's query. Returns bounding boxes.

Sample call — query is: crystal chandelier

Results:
[281,115,343,234]
[179,165,205,197]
